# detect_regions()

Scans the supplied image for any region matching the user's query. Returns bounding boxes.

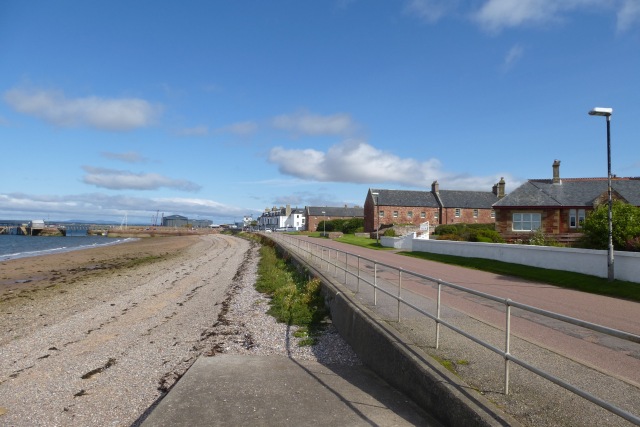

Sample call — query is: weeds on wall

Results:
[254,241,328,341]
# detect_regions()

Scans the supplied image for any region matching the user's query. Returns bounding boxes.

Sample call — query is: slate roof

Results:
[438,190,500,209]
[493,178,640,208]
[306,206,364,217]
[370,189,440,208]
[370,188,497,209]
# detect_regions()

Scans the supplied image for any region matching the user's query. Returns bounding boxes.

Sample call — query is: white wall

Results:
[395,239,640,284]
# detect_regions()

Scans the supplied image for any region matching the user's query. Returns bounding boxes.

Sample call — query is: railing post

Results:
[397,269,402,322]
[374,262,378,306]
[357,256,361,293]
[436,280,442,349]
[505,299,512,395]
[344,253,348,284]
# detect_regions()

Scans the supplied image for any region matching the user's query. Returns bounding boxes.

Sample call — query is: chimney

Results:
[286,204,291,216]
[498,177,505,198]
[492,183,498,196]
[431,180,439,194]
[553,160,561,184]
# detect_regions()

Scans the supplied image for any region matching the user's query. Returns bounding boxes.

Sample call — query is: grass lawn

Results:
[286,231,640,302]
[401,251,640,303]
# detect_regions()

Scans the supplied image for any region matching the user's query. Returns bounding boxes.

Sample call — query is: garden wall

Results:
[401,239,640,284]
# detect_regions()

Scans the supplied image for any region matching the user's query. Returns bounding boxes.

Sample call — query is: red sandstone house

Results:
[364,180,505,234]
[492,160,640,243]
[305,206,364,232]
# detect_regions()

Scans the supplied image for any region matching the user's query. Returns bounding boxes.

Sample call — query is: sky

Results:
[1,0,639,225]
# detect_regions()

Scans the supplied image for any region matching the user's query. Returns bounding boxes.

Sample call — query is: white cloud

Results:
[404,0,453,23]
[0,192,254,222]
[3,87,161,131]
[271,110,357,137]
[101,151,149,163]
[617,0,640,32]
[269,139,513,190]
[82,166,201,192]
[473,0,601,33]
[503,44,524,70]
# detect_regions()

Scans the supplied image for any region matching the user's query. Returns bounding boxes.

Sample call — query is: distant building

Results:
[305,206,364,232]
[191,219,213,228]
[163,215,188,228]
[257,205,306,231]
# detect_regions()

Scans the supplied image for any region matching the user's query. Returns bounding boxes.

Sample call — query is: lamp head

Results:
[589,107,613,117]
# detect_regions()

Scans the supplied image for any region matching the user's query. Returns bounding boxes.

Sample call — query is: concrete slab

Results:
[141,354,441,426]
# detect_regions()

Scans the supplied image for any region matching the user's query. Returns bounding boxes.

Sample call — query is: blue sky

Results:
[1,1,639,224]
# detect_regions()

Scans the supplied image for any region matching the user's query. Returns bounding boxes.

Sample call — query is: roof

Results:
[164,215,188,220]
[369,189,439,208]
[370,188,497,209]
[493,178,640,208]
[437,190,499,209]
[306,206,364,217]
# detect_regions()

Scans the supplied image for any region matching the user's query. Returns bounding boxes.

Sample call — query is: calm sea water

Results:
[0,235,136,261]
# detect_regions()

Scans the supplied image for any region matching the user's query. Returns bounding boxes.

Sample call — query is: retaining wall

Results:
[274,238,519,427]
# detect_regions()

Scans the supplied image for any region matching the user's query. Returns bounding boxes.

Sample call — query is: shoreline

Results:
[0,235,199,298]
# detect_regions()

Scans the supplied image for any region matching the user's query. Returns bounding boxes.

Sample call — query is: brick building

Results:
[305,206,364,232]
[493,160,640,242]
[364,180,504,233]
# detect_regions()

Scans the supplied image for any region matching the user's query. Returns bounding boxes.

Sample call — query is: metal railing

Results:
[269,233,640,426]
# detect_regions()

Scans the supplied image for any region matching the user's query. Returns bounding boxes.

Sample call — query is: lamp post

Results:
[321,210,326,236]
[371,192,379,243]
[588,107,614,282]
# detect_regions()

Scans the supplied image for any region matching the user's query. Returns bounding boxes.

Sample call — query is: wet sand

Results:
[0,236,198,295]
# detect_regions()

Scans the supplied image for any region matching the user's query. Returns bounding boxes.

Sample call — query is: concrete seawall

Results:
[275,240,520,427]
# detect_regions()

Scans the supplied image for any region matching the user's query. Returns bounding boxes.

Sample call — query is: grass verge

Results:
[330,234,394,250]
[254,242,328,345]
[401,251,640,302]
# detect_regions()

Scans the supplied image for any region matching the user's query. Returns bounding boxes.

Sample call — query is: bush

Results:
[468,229,504,243]
[581,201,640,250]
[341,218,364,234]
[383,228,397,237]
[434,223,498,242]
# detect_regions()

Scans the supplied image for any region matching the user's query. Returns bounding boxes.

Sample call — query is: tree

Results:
[581,201,640,250]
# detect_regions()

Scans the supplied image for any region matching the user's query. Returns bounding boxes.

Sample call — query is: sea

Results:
[0,235,136,261]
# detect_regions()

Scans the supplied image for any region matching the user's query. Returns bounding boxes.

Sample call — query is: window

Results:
[407,211,413,218]
[420,212,426,218]
[379,210,384,217]
[434,212,439,220]
[569,209,585,228]
[512,213,541,231]
[455,208,461,217]
[473,209,479,218]
[301,218,305,224]
[393,211,398,218]
[490,210,495,219]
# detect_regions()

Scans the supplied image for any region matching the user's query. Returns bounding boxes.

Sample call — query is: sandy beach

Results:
[0,234,255,426]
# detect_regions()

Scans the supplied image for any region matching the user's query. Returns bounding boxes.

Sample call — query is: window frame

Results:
[454,208,461,218]
[512,212,541,231]
[569,209,586,229]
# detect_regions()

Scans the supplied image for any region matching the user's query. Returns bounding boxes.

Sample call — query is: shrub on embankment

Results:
[253,235,327,332]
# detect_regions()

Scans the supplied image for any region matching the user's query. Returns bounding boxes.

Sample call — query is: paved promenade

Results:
[288,235,640,426]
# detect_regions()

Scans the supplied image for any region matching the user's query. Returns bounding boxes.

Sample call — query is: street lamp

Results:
[588,107,614,282]
[321,210,326,236]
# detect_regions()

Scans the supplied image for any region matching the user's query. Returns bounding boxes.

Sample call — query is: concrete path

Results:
[140,355,441,427]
